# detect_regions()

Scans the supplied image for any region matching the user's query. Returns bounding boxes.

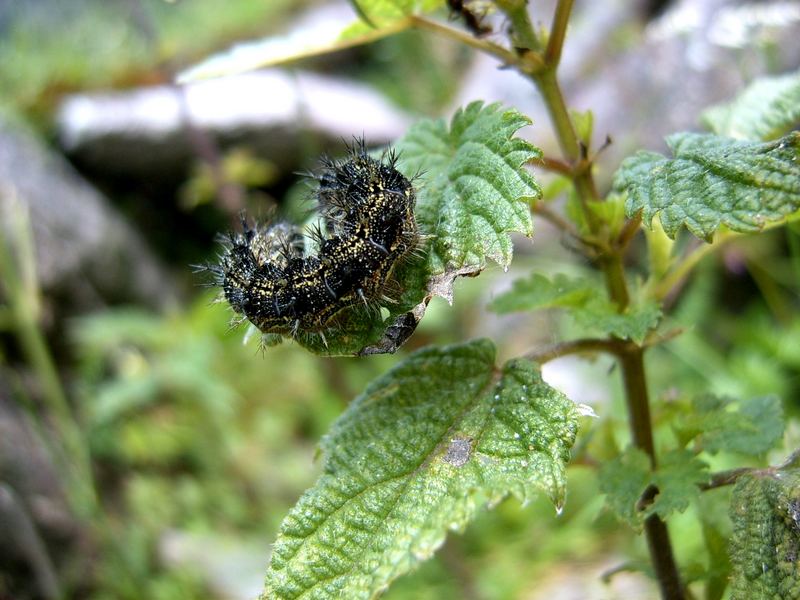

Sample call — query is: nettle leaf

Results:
[675,394,784,456]
[488,273,594,314]
[702,70,800,141]
[395,101,541,274]
[262,339,580,599]
[600,448,709,526]
[178,0,444,81]
[646,449,709,520]
[572,298,662,344]
[598,447,651,528]
[488,273,661,344]
[729,470,800,599]
[614,132,800,241]
[292,102,541,356]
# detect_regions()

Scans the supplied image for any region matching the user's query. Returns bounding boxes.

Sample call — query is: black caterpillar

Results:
[208,140,419,343]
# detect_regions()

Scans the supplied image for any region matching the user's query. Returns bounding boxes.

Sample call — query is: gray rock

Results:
[0,110,175,310]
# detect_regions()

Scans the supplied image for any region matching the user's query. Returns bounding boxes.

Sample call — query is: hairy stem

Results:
[700,468,754,492]
[545,0,573,67]
[501,1,685,597]
[410,15,522,65]
[523,337,622,364]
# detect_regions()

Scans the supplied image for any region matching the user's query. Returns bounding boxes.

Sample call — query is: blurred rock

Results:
[0,110,176,311]
[57,70,412,181]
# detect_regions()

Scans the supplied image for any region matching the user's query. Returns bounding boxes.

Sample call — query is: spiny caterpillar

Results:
[209,140,419,346]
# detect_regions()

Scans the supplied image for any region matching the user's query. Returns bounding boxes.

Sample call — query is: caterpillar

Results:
[207,140,419,345]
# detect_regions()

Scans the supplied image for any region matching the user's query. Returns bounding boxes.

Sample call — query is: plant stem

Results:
[534,155,573,176]
[496,0,542,51]
[700,468,753,491]
[498,1,685,596]
[410,15,522,66]
[545,0,573,67]
[523,337,622,364]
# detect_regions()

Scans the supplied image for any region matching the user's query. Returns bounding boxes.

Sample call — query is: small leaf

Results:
[702,70,800,141]
[572,298,662,344]
[488,273,594,315]
[599,447,651,528]
[729,470,800,599]
[646,449,709,519]
[489,272,661,343]
[262,339,580,599]
[293,103,542,356]
[676,394,784,456]
[396,101,541,273]
[571,108,594,148]
[614,132,800,240]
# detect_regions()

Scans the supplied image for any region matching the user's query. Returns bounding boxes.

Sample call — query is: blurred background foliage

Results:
[1,0,799,598]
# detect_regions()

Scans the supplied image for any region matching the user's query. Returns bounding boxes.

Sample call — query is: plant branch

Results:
[489,3,684,596]
[495,0,542,51]
[533,155,573,176]
[545,0,573,67]
[617,213,643,251]
[409,15,523,66]
[700,468,754,491]
[522,337,622,364]
[531,202,579,237]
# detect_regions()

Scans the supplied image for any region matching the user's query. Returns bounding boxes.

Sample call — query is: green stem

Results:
[532,68,580,161]
[501,2,684,597]
[496,0,542,51]
[545,0,573,67]
[619,348,683,600]
[409,15,522,65]
[602,253,631,310]
[523,337,622,364]
[700,468,753,491]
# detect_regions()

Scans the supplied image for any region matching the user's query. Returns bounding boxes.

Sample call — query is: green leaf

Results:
[599,447,651,528]
[614,132,800,240]
[646,449,709,519]
[178,0,445,81]
[600,447,709,527]
[729,470,800,599]
[572,297,662,344]
[487,273,594,314]
[488,272,661,343]
[571,108,594,148]
[262,339,580,599]
[675,394,784,456]
[396,101,541,273]
[291,102,541,356]
[702,70,800,141]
